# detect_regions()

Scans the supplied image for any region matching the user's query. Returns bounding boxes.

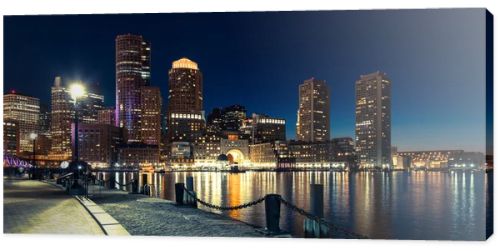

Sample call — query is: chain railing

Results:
[183,187,266,211]
[115,179,136,187]
[279,197,367,239]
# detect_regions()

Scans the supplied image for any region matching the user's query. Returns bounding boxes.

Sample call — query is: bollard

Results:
[265,194,281,233]
[175,183,185,205]
[142,173,148,193]
[108,174,115,189]
[186,176,194,191]
[132,179,139,194]
[304,184,328,238]
[184,176,197,208]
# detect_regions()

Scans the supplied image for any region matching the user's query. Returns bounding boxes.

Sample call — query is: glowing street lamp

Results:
[69,82,86,191]
[29,132,38,179]
[69,82,86,162]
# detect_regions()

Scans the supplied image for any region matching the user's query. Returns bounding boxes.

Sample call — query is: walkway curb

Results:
[75,196,130,236]
[43,180,130,236]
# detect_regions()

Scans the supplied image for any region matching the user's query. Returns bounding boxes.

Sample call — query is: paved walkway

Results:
[3,179,104,235]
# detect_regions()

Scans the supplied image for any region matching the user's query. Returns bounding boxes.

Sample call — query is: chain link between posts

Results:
[183,187,266,211]
[183,186,366,238]
[279,197,367,239]
[115,179,136,187]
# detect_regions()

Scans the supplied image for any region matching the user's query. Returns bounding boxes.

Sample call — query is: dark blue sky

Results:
[4,9,489,153]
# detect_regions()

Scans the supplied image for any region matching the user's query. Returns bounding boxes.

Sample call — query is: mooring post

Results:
[175,183,185,205]
[185,176,197,208]
[109,173,116,189]
[304,184,328,238]
[265,194,281,234]
[142,173,148,193]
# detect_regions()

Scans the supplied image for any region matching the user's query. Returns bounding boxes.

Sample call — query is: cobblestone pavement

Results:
[3,179,104,235]
[91,188,264,237]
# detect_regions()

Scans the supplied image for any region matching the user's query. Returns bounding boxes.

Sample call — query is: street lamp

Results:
[29,132,38,179]
[69,83,86,162]
[69,82,86,190]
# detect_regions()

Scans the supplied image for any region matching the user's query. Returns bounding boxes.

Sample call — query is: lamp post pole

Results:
[29,133,38,180]
[69,82,85,190]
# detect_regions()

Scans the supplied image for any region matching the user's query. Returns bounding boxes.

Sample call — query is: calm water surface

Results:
[112,170,492,240]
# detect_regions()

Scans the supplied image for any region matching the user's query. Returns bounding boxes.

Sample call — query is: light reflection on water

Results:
[110,170,490,240]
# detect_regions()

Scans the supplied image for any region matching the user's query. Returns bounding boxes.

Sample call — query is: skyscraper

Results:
[3,90,40,153]
[167,58,205,143]
[50,76,73,156]
[140,86,162,145]
[97,107,116,126]
[355,71,391,169]
[296,78,330,142]
[115,34,151,143]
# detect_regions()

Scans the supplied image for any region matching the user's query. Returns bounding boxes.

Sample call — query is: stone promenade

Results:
[3,179,104,235]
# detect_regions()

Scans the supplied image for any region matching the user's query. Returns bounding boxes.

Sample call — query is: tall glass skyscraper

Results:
[355,71,391,169]
[115,34,151,143]
[296,78,330,142]
[167,58,205,144]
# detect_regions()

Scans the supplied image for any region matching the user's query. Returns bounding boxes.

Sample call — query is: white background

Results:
[0,0,498,250]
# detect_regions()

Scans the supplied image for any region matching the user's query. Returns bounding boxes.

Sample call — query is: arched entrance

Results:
[226,149,244,164]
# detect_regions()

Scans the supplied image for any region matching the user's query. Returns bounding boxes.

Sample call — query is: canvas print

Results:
[2,9,493,240]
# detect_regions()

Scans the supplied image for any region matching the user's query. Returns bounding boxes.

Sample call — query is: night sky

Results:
[3,9,489,153]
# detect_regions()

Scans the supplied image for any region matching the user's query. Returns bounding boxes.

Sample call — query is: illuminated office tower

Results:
[167,58,205,143]
[140,86,162,145]
[98,107,116,126]
[50,76,73,156]
[3,119,19,156]
[355,71,391,169]
[115,34,151,143]
[296,78,330,142]
[78,86,104,124]
[3,90,40,153]
[250,113,286,144]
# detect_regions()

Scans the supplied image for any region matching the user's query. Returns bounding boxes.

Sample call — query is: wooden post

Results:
[109,173,116,189]
[142,173,148,193]
[175,183,185,205]
[185,176,197,208]
[265,194,281,234]
[304,184,328,238]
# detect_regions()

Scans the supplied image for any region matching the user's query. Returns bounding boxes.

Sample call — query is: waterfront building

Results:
[355,71,392,169]
[117,144,161,169]
[206,108,223,137]
[97,107,116,126]
[73,124,123,168]
[296,78,330,142]
[140,86,162,145]
[398,150,484,169]
[448,152,485,169]
[249,113,286,144]
[221,105,247,132]
[288,140,346,169]
[167,58,205,166]
[3,90,40,153]
[3,119,19,156]
[220,133,249,165]
[115,34,151,143]
[332,137,356,168]
[398,150,462,169]
[249,140,295,169]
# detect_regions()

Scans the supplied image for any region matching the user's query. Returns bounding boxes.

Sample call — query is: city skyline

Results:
[4,9,489,153]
